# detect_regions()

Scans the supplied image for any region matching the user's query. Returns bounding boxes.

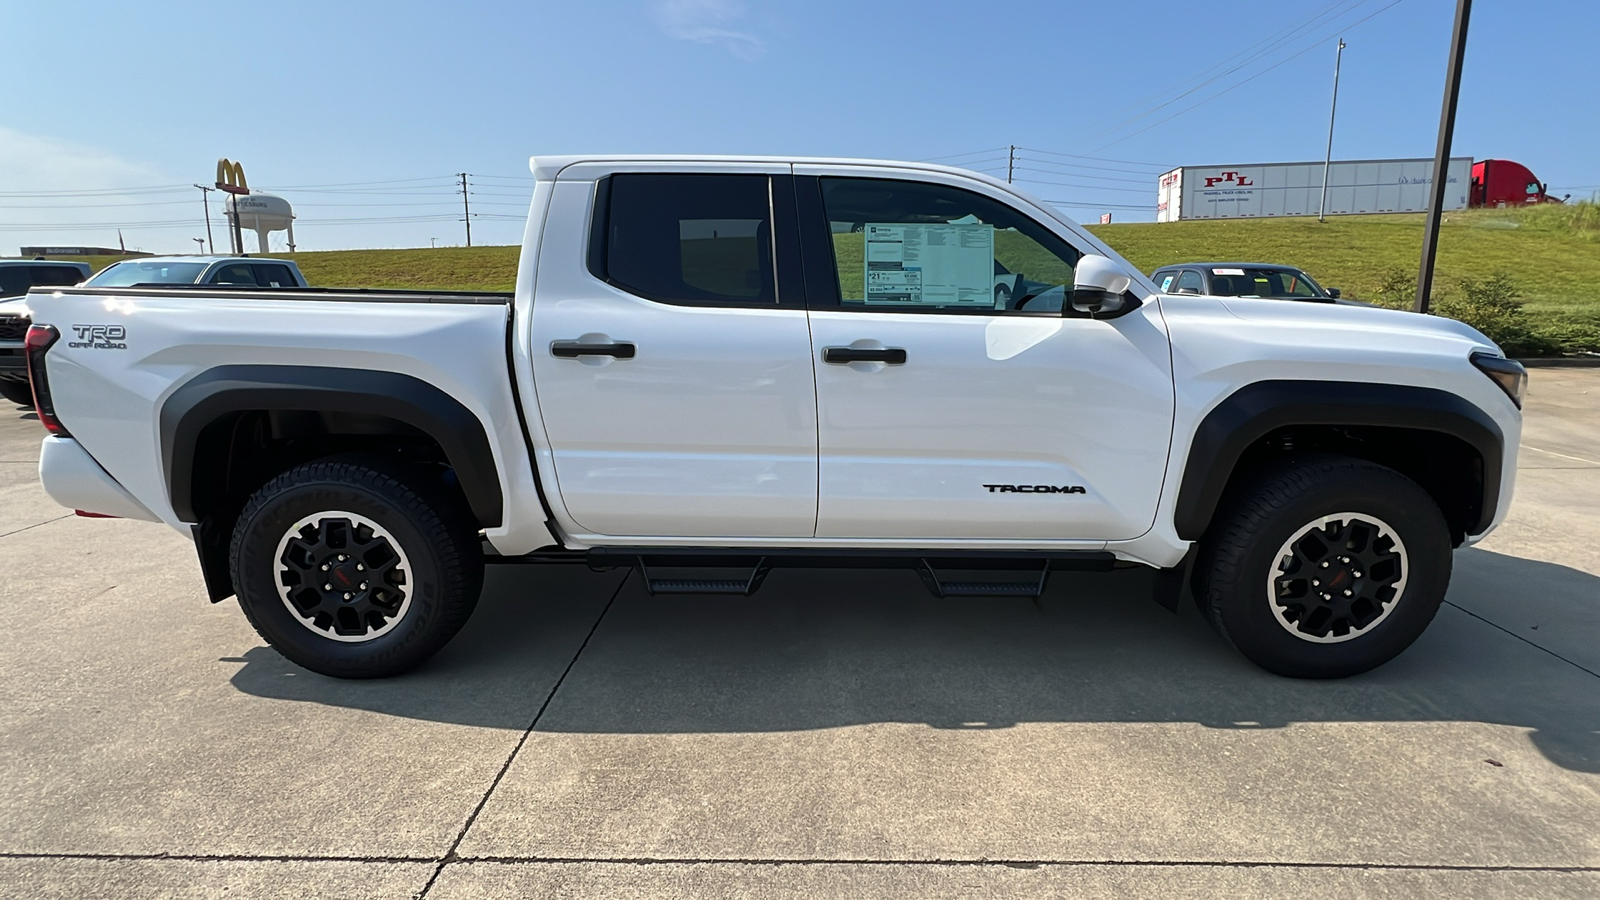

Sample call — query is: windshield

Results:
[1208,267,1324,299]
[87,261,208,287]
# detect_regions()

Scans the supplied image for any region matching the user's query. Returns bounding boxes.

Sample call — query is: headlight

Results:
[1470,352,1527,409]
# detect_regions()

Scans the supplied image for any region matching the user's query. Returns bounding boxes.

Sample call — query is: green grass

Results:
[20,202,1598,348]
[1086,203,1600,331]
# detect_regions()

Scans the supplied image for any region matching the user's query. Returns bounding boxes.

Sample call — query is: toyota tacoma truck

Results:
[23,155,1525,680]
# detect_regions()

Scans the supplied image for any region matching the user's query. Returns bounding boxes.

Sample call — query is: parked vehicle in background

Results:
[84,257,307,289]
[0,261,92,406]
[25,154,1524,683]
[1152,263,1341,303]
[1471,159,1565,207]
[1157,158,1472,222]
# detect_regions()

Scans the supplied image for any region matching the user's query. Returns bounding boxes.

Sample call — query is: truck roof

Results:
[525,154,1018,183]
[102,256,294,266]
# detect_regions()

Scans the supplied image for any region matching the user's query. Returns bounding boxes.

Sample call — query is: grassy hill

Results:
[25,203,1598,352]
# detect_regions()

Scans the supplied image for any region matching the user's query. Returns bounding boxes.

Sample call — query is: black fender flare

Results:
[1173,380,1504,540]
[160,365,504,528]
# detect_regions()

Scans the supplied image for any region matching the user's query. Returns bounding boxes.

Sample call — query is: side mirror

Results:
[1071,255,1137,316]
[1327,287,1342,299]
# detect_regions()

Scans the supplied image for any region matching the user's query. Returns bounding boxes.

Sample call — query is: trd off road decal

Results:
[982,484,1087,494]
[68,325,127,350]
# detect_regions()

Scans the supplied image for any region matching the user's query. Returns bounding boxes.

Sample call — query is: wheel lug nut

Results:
[1353,571,1362,578]
[343,592,352,600]
[1320,561,1330,568]
[321,563,330,571]
[1322,593,1332,600]
[1343,589,1353,596]
[359,582,368,590]
[1313,579,1321,586]
[338,554,347,561]
[323,583,333,591]
[356,563,365,571]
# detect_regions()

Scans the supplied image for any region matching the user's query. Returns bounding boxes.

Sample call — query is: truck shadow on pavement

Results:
[228,547,1600,773]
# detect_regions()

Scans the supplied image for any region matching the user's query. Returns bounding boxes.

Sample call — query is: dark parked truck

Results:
[22,155,1525,681]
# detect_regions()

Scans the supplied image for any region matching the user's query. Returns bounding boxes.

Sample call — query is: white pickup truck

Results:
[24,156,1525,680]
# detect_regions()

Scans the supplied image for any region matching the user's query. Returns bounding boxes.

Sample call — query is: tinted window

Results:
[85,261,207,287]
[1174,270,1204,294]
[594,173,775,306]
[1153,270,1178,293]
[28,266,84,287]
[209,264,258,285]
[254,264,295,287]
[817,177,1079,313]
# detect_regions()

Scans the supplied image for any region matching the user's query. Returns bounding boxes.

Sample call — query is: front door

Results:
[527,167,818,538]
[794,169,1175,541]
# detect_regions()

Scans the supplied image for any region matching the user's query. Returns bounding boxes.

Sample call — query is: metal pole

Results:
[230,193,244,256]
[459,173,472,248]
[193,185,215,254]
[1318,38,1345,223]
[1416,0,1471,314]
[1007,145,1015,184]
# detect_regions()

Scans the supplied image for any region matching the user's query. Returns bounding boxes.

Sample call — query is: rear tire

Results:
[229,458,483,678]
[1196,454,1451,678]
[0,380,32,407]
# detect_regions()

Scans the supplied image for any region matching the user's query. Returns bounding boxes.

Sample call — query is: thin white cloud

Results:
[0,127,187,254]
[654,0,765,59]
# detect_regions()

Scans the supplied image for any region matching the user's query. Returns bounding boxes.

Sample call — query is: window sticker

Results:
[1160,275,1175,291]
[1213,267,1245,275]
[865,223,994,306]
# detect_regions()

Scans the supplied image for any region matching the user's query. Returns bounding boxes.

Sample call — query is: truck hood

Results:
[1213,294,1503,357]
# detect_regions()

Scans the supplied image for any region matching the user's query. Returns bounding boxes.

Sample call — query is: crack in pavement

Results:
[2,851,1596,874]
[413,570,632,899]
[0,514,71,540]
[1445,600,1600,679]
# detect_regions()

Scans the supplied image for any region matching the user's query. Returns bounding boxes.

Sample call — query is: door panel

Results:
[809,309,1173,539]
[527,173,818,538]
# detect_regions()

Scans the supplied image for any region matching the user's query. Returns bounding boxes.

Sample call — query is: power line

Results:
[1086,0,1408,153]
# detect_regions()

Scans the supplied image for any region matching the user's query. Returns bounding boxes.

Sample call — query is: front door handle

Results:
[551,340,636,359]
[823,346,907,365]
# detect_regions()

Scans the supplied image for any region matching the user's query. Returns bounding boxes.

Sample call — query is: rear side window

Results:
[0,268,29,297]
[209,264,257,285]
[590,173,776,306]
[254,264,296,287]
[29,266,84,287]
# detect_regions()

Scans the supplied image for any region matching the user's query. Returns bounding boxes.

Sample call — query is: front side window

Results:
[818,177,1080,314]
[1174,270,1204,294]
[86,261,207,287]
[592,173,776,306]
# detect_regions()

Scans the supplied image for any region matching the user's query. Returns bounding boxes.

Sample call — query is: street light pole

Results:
[1318,38,1346,223]
[193,184,216,254]
[1416,0,1472,314]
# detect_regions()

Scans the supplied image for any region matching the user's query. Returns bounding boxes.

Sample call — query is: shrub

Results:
[1431,272,1560,357]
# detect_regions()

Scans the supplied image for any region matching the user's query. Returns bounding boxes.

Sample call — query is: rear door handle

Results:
[823,346,907,365]
[551,340,636,359]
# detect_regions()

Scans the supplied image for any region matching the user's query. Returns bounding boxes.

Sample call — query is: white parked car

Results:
[23,156,1523,680]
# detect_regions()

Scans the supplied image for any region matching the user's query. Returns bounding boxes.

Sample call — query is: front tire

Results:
[230,458,483,678]
[1196,455,1452,678]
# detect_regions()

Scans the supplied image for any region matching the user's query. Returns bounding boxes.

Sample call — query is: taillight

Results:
[24,324,69,436]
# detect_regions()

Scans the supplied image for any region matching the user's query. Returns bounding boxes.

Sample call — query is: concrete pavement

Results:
[0,372,1596,898]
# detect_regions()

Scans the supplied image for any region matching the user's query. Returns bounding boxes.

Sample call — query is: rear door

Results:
[525,164,818,538]
[793,167,1175,541]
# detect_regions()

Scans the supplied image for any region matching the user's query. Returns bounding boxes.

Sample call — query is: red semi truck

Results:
[1470,159,1565,207]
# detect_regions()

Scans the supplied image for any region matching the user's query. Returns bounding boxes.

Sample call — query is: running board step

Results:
[634,556,770,597]
[917,559,1053,600]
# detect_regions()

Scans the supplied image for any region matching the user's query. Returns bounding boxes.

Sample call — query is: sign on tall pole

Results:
[1415,0,1472,314]
[215,158,250,257]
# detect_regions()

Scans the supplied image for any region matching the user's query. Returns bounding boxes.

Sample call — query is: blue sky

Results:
[3,0,1596,253]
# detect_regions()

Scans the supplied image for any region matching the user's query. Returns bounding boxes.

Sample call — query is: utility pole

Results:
[1416,0,1471,314]
[458,172,472,248]
[1318,38,1346,223]
[193,185,216,253]
[1007,145,1015,184]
